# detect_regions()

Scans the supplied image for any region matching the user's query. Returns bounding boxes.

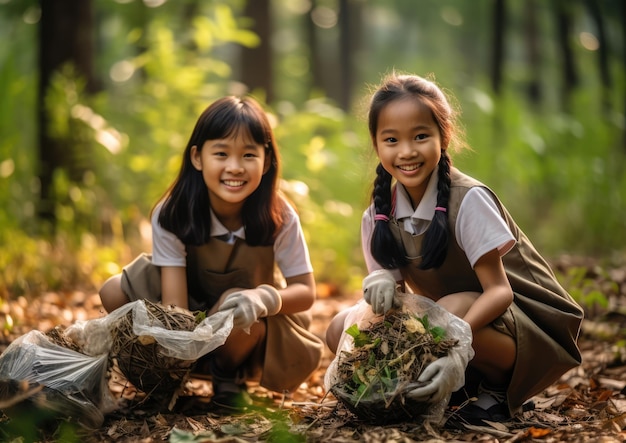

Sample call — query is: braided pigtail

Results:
[419,151,452,269]
[370,163,409,269]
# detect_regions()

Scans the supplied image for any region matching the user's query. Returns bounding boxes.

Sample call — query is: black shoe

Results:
[447,401,510,428]
[210,376,252,413]
[446,382,509,428]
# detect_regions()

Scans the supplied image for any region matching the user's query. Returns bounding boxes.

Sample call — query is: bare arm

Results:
[277,272,316,314]
[160,266,189,310]
[463,248,513,333]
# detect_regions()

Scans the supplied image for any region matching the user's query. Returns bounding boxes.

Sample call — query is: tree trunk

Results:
[37,0,96,227]
[583,0,611,112]
[490,0,506,95]
[553,0,578,110]
[307,0,324,94]
[337,0,352,111]
[622,0,626,152]
[524,0,542,106]
[241,0,273,102]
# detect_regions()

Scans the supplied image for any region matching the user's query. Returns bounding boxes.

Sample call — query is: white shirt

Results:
[361,172,515,280]
[151,201,313,278]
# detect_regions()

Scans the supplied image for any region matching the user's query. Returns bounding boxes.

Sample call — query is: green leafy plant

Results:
[559,266,613,316]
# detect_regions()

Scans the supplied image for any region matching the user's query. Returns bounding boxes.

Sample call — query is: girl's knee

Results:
[326,310,350,354]
[99,274,128,312]
[437,291,480,317]
[471,327,516,379]
[216,321,266,369]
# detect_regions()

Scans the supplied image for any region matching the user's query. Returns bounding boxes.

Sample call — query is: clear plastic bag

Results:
[324,293,474,425]
[0,300,234,428]
[0,330,113,429]
[64,299,234,360]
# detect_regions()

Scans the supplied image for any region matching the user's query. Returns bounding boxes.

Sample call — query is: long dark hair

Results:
[155,96,284,246]
[368,73,461,270]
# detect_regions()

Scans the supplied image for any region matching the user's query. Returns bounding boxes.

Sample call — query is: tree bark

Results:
[307,0,324,94]
[490,0,506,95]
[524,0,542,105]
[37,0,96,226]
[553,0,578,110]
[337,0,352,111]
[583,0,611,113]
[622,0,626,151]
[241,0,273,102]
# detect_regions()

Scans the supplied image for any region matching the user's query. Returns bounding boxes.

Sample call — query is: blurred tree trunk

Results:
[240,0,273,102]
[37,0,96,228]
[622,0,626,151]
[490,0,506,95]
[307,0,361,110]
[337,0,357,111]
[553,0,578,110]
[307,0,324,93]
[524,0,542,106]
[582,0,611,111]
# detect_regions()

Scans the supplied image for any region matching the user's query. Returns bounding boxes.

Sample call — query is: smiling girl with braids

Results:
[326,73,583,426]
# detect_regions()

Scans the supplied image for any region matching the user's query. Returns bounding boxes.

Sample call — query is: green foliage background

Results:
[0,0,624,300]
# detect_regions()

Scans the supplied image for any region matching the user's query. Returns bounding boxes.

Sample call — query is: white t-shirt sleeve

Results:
[151,204,187,267]
[456,187,516,268]
[274,204,313,278]
[361,205,403,281]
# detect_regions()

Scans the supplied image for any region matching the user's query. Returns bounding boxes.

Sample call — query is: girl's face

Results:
[374,97,442,208]
[191,130,270,216]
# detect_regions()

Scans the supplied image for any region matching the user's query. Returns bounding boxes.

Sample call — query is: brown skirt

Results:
[261,312,324,392]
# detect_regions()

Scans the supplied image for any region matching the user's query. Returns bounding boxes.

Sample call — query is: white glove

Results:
[363,270,397,314]
[218,284,282,330]
[406,351,467,404]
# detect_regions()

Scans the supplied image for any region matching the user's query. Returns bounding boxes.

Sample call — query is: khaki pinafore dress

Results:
[120,237,324,393]
[388,168,584,415]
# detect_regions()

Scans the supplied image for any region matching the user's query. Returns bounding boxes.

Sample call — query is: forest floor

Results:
[1,256,625,442]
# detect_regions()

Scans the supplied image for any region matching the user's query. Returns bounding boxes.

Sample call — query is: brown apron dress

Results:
[120,237,323,393]
[389,168,584,415]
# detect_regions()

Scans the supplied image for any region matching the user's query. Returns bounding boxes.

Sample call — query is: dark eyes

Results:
[213,151,259,158]
[383,134,428,143]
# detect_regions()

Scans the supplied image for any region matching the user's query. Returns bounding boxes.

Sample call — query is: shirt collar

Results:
[394,168,439,222]
[210,209,246,241]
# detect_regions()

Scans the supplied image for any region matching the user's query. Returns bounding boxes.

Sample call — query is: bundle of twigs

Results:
[46,325,82,352]
[330,308,458,424]
[108,300,199,407]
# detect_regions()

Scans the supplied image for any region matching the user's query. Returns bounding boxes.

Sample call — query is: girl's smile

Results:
[397,162,423,174]
[223,179,246,188]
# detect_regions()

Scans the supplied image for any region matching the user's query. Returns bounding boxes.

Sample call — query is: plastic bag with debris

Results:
[0,300,234,428]
[0,329,112,429]
[324,293,474,425]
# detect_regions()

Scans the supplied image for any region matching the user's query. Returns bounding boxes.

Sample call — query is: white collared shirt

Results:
[393,168,439,236]
[151,200,313,278]
[361,171,515,280]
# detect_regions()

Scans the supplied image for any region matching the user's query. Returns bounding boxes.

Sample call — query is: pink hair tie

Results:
[374,214,390,222]
[435,207,447,213]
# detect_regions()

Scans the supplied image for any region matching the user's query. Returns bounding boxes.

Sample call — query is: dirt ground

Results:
[1,257,626,442]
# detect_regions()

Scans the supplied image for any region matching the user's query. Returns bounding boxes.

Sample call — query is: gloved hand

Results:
[363,269,397,314]
[218,284,282,330]
[406,350,468,404]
